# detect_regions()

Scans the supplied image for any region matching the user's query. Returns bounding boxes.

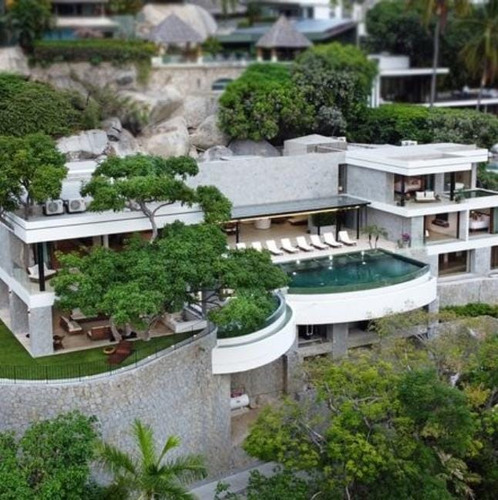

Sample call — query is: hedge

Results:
[31,39,158,66]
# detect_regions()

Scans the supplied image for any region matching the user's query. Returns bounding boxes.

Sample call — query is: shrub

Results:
[0,73,83,137]
[352,104,498,148]
[31,40,158,83]
[442,303,498,318]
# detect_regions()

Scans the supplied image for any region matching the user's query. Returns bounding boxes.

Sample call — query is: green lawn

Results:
[0,321,195,380]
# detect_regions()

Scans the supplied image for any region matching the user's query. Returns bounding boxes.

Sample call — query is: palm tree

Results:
[460,0,498,111]
[99,420,207,500]
[362,225,388,249]
[408,0,470,107]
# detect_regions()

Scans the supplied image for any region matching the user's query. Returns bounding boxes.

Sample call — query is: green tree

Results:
[292,43,377,135]
[0,412,99,500]
[459,0,498,110]
[408,0,470,106]
[99,419,207,499]
[218,63,314,142]
[7,0,52,51]
[0,73,85,137]
[107,0,144,15]
[361,224,388,248]
[244,352,479,499]
[82,154,231,242]
[0,133,67,218]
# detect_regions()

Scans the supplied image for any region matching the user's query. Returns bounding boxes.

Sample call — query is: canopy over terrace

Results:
[230,195,370,243]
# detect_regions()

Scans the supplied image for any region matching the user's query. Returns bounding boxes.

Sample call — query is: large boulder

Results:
[190,115,228,150]
[198,145,233,162]
[108,129,142,158]
[120,88,184,127]
[141,117,190,157]
[229,139,281,157]
[0,47,29,76]
[174,94,219,129]
[101,117,123,142]
[57,130,109,160]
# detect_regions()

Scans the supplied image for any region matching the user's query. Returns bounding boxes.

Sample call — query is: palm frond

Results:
[157,434,181,465]
[132,419,158,471]
[97,440,137,476]
[160,454,208,483]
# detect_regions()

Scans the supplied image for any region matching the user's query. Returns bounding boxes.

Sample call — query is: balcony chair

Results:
[281,238,299,253]
[296,236,313,252]
[322,232,342,248]
[309,234,327,250]
[266,240,284,256]
[338,231,357,246]
[251,241,263,251]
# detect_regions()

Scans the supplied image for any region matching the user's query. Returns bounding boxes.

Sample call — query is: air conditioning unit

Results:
[43,199,64,216]
[65,198,87,214]
[401,140,418,146]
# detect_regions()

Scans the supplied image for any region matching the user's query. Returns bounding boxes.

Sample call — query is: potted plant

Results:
[362,225,388,249]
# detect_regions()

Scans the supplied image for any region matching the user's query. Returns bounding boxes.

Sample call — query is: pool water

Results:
[280,249,428,294]
[461,189,497,199]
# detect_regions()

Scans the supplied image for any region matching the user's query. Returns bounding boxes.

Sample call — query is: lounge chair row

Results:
[235,231,357,255]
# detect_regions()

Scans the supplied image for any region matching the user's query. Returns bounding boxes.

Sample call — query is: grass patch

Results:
[0,321,196,380]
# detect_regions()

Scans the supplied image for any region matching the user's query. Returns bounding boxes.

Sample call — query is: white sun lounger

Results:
[266,240,284,256]
[296,236,313,252]
[235,242,246,250]
[309,234,327,250]
[251,241,263,251]
[281,238,299,253]
[338,230,357,246]
[322,232,342,248]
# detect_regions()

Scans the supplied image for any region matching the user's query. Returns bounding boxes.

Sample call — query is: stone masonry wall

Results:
[0,333,233,476]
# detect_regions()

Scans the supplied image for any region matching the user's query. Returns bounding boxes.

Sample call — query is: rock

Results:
[57,130,109,160]
[101,117,122,142]
[0,47,29,76]
[199,145,233,162]
[120,88,184,126]
[189,146,199,159]
[141,117,190,157]
[108,129,142,158]
[190,115,228,150]
[229,139,281,157]
[115,71,135,86]
[175,95,219,129]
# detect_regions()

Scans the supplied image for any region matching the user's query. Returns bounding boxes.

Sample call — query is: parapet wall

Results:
[0,333,233,475]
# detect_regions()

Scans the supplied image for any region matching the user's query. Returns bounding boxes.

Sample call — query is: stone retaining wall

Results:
[0,333,233,475]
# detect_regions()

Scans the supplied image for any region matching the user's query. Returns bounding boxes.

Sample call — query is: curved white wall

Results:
[287,272,437,325]
[212,307,296,375]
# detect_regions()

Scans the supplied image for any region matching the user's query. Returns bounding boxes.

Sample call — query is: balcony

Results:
[212,294,296,374]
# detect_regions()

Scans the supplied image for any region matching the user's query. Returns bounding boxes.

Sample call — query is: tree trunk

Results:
[109,317,123,342]
[429,16,442,108]
[477,70,486,111]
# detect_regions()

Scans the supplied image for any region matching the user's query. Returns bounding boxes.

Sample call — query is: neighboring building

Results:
[47,0,119,39]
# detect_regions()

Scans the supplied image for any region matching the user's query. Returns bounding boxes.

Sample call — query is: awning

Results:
[230,195,370,222]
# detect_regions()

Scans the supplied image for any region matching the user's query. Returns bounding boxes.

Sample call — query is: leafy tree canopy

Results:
[0,73,95,137]
[0,412,99,499]
[244,327,498,499]
[0,133,67,218]
[82,154,231,241]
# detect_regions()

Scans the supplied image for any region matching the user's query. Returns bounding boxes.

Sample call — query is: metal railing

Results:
[0,326,214,384]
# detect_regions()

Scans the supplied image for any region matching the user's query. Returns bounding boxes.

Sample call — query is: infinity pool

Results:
[280,249,429,294]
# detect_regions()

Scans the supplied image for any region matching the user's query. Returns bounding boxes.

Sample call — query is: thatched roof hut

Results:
[148,13,205,46]
[256,16,312,49]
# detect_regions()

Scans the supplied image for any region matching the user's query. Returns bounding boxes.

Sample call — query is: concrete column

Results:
[471,247,491,275]
[434,173,445,196]
[0,280,9,310]
[9,292,28,335]
[409,217,425,248]
[256,48,263,62]
[271,49,277,62]
[283,334,301,395]
[471,163,478,188]
[332,322,348,359]
[459,209,469,240]
[102,234,109,248]
[29,306,54,357]
[326,324,334,342]
[427,297,439,339]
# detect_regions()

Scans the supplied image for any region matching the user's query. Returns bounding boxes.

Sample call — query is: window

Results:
[491,246,498,269]
[339,164,347,192]
[438,251,469,276]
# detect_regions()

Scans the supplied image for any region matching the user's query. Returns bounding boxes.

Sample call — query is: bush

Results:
[352,104,498,148]
[442,303,498,318]
[0,73,85,137]
[31,39,157,67]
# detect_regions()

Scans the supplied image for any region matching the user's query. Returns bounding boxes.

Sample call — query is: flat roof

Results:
[231,195,369,221]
